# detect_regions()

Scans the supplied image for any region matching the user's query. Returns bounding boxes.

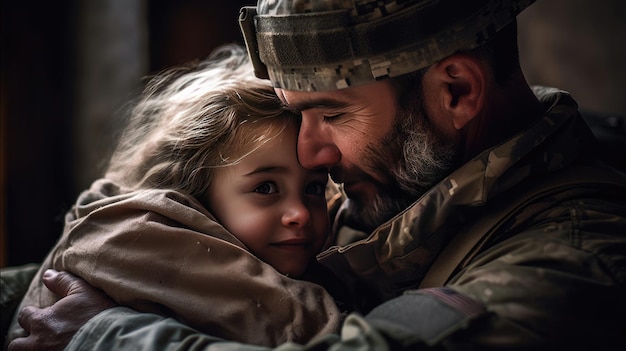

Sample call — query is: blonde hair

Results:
[105,44,295,207]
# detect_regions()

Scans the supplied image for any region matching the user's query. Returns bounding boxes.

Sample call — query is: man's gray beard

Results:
[352,104,458,233]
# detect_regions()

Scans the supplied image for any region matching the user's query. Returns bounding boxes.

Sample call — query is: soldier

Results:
[7,0,626,350]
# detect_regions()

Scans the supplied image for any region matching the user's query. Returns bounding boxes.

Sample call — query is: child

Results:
[9,45,344,347]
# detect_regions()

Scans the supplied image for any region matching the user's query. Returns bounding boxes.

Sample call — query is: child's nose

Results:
[281,200,311,228]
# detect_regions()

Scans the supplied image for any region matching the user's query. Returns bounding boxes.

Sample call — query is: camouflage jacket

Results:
[64,87,626,350]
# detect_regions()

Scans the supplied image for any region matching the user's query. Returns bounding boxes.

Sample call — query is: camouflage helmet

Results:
[239,0,535,92]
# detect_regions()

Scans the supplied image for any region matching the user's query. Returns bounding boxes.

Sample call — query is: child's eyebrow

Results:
[244,166,328,177]
[243,165,289,176]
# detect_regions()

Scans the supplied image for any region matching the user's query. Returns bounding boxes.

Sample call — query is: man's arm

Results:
[9,270,491,351]
[65,307,415,351]
[66,308,272,351]
[8,270,332,351]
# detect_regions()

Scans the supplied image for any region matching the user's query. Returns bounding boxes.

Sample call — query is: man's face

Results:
[275,79,457,232]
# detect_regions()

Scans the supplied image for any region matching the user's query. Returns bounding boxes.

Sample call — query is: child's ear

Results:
[429,54,486,130]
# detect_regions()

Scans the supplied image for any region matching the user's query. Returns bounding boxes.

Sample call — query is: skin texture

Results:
[208,123,330,277]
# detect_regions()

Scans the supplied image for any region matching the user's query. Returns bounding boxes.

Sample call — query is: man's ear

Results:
[429,54,486,130]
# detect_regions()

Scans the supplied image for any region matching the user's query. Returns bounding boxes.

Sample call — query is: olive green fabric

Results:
[6,180,342,347]
[1,263,39,349]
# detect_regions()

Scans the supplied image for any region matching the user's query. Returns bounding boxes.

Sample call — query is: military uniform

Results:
[58,87,626,350]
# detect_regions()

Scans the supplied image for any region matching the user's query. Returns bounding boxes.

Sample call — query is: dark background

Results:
[2,0,625,268]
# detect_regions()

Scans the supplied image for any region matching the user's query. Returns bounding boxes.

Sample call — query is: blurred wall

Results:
[518,0,626,117]
[2,0,625,267]
[2,1,77,267]
[74,0,148,193]
[1,0,252,267]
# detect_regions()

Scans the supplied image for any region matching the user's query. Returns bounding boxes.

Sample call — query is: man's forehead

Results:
[275,80,390,112]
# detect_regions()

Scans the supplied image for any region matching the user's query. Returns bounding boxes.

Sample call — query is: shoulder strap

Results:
[419,166,626,289]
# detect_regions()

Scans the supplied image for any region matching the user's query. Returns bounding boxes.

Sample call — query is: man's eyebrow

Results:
[282,98,349,114]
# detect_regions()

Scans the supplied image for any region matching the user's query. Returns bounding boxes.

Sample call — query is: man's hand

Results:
[8,270,117,351]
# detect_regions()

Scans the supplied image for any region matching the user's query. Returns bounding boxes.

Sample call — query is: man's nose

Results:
[297,115,341,170]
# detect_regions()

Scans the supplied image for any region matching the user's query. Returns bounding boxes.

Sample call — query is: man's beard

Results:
[349,97,458,232]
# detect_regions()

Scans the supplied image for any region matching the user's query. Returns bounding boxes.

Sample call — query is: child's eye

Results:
[254,182,278,195]
[306,182,326,196]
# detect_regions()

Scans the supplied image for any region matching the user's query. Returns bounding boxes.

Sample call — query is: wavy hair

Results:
[105,44,295,207]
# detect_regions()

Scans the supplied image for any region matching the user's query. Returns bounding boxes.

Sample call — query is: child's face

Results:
[208,123,330,277]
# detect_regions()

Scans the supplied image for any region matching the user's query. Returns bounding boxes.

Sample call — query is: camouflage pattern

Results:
[59,87,626,350]
[239,0,536,91]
